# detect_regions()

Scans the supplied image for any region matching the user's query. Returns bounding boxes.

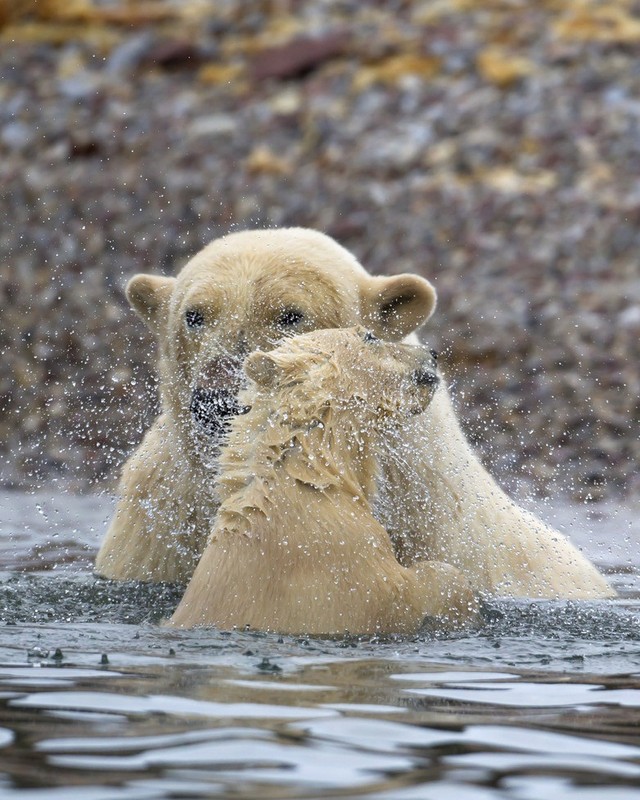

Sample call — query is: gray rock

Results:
[1,122,34,151]
[104,33,155,76]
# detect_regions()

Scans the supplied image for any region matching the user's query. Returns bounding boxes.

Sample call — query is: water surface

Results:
[0,489,639,799]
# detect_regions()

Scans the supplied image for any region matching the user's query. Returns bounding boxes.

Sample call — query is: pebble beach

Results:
[0,0,638,499]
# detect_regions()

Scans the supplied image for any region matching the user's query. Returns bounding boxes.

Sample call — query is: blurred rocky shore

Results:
[0,0,638,499]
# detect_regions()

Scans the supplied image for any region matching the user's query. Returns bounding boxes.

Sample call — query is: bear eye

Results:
[430,348,439,361]
[276,309,304,329]
[185,309,205,330]
[363,331,379,343]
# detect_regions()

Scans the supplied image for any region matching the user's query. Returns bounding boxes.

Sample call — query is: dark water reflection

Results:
[0,491,639,798]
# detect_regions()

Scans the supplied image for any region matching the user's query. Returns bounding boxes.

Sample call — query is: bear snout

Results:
[197,355,245,389]
[190,387,250,437]
[190,355,250,436]
[413,365,439,388]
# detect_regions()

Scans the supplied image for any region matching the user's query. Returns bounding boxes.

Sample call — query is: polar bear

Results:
[95,227,613,600]
[95,228,437,583]
[168,327,478,634]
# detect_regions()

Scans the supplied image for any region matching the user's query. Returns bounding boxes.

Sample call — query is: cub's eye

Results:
[185,309,205,330]
[429,349,439,361]
[363,331,379,343]
[276,309,304,328]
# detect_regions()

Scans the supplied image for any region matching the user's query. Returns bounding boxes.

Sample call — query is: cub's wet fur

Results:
[169,327,478,635]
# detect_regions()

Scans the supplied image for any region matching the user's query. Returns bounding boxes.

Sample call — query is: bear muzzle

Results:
[412,363,439,388]
[395,343,439,391]
[190,355,250,437]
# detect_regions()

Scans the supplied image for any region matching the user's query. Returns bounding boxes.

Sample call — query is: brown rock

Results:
[144,39,204,69]
[250,30,349,81]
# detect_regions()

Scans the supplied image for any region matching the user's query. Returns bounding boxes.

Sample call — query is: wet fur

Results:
[96,227,613,600]
[95,229,435,582]
[169,328,478,634]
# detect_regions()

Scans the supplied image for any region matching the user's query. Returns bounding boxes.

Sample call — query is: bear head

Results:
[244,326,440,428]
[125,228,436,445]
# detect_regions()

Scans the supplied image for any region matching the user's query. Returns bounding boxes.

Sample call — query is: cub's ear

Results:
[244,351,284,389]
[361,274,437,340]
[126,275,175,331]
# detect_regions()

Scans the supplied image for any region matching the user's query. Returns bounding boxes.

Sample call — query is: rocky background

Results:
[0,0,638,500]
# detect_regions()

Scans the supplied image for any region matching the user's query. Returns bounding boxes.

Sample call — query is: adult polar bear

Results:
[95,227,613,598]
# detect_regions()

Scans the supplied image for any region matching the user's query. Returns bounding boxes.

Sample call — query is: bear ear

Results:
[244,351,284,389]
[126,274,175,330]
[361,274,437,340]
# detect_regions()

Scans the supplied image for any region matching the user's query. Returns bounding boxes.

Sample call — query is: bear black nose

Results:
[190,387,250,437]
[413,367,439,388]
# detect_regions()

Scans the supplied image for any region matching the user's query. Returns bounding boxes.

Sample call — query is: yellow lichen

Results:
[353,53,441,91]
[476,45,535,87]
[554,6,640,43]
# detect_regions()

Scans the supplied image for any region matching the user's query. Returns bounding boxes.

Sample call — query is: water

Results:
[0,490,639,799]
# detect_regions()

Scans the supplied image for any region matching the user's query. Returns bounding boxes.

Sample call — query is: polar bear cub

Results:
[169,327,478,635]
